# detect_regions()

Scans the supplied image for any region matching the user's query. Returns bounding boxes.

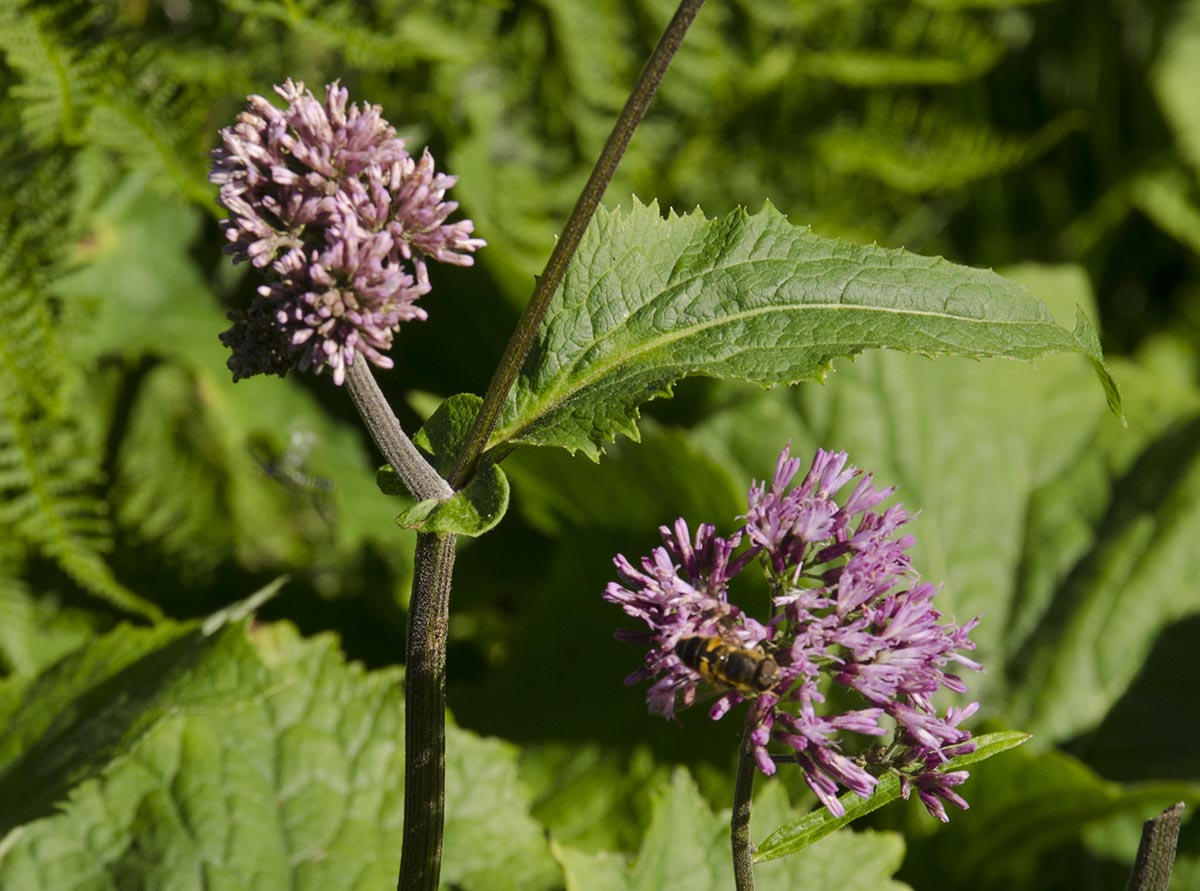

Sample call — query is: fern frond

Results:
[86,95,211,207]
[0,395,162,621]
[915,0,1052,9]
[0,239,72,418]
[111,364,303,579]
[223,0,495,71]
[815,98,1082,193]
[0,2,106,148]
[0,551,102,677]
[0,67,160,622]
[800,8,1007,85]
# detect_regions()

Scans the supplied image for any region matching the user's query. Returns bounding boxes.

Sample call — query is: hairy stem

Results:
[1126,802,1184,891]
[397,532,457,891]
[447,0,708,489]
[346,360,452,502]
[342,362,454,890]
[732,726,758,891]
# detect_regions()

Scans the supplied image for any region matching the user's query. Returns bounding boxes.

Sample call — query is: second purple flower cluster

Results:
[604,446,981,821]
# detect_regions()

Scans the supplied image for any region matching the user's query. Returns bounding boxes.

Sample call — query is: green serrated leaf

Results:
[553,768,729,891]
[521,743,666,854]
[754,731,1030,863]
[443,726,562,891]
[0,620,269,836]
[492,201,1122,460]
[552,768,909,891]
[753,782,909,891]
[0,617,560,891]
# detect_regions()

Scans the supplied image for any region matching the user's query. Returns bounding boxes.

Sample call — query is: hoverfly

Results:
[674,636,780,696]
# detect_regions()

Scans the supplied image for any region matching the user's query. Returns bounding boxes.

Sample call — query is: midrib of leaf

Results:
[492,295,1069,449]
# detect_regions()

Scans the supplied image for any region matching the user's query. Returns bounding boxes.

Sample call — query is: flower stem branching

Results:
[346,361,452,502]
[396,3,709,890]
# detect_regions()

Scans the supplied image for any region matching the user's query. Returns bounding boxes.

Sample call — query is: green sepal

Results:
[375,464,410,497]
[389,394,509,537]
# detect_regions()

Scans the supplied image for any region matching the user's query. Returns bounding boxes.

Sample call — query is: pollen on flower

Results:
[603,445,982,822]
[211,79,485,385]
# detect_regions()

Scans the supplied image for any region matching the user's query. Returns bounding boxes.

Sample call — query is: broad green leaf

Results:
[520,743,666,854]
[391,393,509,536]
[491,202,1121,461]
[552,768,727,890]
[0,617,560,891]
[0,622,269,836]
[504,419,743,537]
[0,578,98,676]
[1130,166,1200,258]
[753,782,909,891]
[552,768,908,891]
[754,731,1030,863]
[1083,614,1200,783]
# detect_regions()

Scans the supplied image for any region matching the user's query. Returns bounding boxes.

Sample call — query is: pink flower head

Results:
[604,445,981,821]
[211,80,484,385]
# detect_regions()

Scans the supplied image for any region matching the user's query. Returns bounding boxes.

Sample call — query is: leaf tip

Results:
[1070,305,1126,426]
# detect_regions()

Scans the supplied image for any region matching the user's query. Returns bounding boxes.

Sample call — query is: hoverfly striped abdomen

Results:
[674,636,780,695]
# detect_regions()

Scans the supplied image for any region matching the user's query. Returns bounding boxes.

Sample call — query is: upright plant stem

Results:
[1125,802,1184,891]
[397,531,457,891]
[732,726,758,891]
[448,0,708,489]
[393,3,710,889]
[342,362,454,891]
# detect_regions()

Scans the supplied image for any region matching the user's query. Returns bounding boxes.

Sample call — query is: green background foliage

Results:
[2,0,1199,888]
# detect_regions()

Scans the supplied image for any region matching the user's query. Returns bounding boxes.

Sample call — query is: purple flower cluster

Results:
[211,80,484,385]
[604,446,981,822]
